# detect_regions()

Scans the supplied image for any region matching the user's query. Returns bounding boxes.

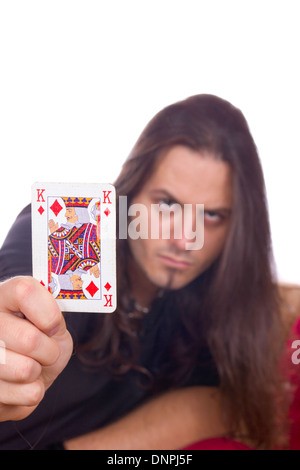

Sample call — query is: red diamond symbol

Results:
[104,282,111,291]
[40,280,45,286]
[104,207,111,217]
[50,199,63,217]
[38,206,45,215]
[86,281,99,298]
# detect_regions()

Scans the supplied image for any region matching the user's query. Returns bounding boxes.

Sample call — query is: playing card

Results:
[31,182,116,313]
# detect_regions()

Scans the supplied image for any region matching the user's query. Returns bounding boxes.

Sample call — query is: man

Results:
[0,94,288,449]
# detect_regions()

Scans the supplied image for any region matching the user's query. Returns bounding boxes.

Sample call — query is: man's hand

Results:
[0,276,73,421]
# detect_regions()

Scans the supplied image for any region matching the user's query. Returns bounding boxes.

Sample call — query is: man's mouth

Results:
[158,254,191,270]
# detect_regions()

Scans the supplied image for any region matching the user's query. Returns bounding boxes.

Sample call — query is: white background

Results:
[0,0,299,284]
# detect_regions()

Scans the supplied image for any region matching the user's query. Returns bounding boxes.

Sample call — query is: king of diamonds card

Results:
[32,183,116,313]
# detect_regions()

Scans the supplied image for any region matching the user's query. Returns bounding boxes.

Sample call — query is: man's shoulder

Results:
[0,204,32,280]
[2,204,31,243]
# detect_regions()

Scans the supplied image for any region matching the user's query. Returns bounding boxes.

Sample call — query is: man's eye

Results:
[204,211,222,222]
[158,198,173,206]
[157,199,180,212]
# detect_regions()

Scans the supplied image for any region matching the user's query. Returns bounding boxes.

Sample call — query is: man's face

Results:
[65,207,78,224]
[127,145,233,292]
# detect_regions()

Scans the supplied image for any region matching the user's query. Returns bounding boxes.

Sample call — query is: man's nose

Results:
[168,206,203,251]
[169,231,197,252]
[168,211,197,251]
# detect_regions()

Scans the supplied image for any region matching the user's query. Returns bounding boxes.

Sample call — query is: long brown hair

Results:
[82,94,289,449]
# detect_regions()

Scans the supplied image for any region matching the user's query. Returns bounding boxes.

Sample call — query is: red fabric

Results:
[183,437,252,450]
[287,316,300,450]
[182,316,300,451]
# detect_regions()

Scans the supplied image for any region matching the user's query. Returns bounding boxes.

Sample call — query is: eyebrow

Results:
[149,189,180,203]
[149,189,232,214]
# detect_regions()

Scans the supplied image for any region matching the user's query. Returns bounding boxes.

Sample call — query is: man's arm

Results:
[65,386,226,450]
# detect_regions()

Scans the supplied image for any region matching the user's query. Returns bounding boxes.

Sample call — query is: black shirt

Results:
[0,205,219,449]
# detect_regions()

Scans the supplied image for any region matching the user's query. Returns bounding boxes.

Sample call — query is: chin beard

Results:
[158,268,179,292]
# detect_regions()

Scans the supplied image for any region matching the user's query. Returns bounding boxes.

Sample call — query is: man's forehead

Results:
[141,145,233,207]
